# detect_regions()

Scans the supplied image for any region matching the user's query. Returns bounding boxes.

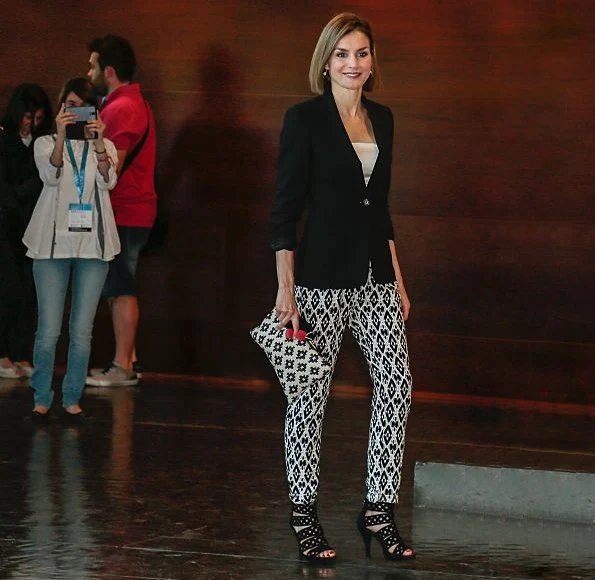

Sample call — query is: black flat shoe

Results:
[61,410,88,424]
[31,410,50,424]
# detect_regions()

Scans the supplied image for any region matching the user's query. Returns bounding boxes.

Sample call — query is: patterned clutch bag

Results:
[250,310,331,404]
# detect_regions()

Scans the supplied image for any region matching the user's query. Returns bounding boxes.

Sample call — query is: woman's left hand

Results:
[399,287,411,321]
[86,112,106,143]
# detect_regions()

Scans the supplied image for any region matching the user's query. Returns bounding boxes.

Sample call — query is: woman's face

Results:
[326,30,373,92]
[19,107,46,137]
[20,112,33,136]
[63,91,85,108]
[33,108,45,130]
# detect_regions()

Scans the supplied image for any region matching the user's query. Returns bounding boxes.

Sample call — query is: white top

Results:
[352,142,379,186]
[23,136,121,260]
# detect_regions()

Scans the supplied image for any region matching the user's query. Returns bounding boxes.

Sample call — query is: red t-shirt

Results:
[100,83,157,228]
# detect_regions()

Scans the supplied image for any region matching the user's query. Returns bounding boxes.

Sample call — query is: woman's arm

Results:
[270,106,310,251]
[35,105,77,184]
[382,108,396,240]
[49,105,76,172]
[389,239,411,321]
[382,107,410,319]
[271,106,310,332]
[87,113,111,182]
[49,133,65,171]
[275,249,299,332]
[95,138,118,190]
[34,135,63,186]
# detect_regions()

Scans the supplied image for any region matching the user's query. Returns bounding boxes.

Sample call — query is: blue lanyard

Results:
[65,139,89,202]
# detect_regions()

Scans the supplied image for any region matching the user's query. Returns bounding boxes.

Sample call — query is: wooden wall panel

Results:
[2,1,594,404]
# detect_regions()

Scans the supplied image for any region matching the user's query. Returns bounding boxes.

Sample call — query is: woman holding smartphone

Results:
[24,78,120,422]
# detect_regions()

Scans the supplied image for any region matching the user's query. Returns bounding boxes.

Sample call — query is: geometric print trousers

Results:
[286,268,413,505]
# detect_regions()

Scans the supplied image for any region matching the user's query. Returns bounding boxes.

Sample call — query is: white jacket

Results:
[23,135,121,260]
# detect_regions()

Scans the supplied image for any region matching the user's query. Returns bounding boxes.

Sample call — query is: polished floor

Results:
[0,375,594,580]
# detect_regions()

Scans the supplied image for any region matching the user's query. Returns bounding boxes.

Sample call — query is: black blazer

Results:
[270,88,396,289]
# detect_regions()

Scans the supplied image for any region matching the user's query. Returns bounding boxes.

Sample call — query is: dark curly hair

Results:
[1,83,53,137]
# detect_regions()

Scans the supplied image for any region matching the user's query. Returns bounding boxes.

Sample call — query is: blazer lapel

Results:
[324,88,365,171]
[324,89,387,188]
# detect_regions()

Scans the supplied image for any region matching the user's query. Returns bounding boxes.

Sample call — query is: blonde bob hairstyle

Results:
[309,13,380,95]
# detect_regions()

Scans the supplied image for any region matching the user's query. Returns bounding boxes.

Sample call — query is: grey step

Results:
[414,461,595,524]
[413,508,595,570]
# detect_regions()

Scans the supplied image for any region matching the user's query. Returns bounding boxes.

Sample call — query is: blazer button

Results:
[362,198,370,206]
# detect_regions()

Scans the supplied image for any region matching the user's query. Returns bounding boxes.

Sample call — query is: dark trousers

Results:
[0,240,36,361]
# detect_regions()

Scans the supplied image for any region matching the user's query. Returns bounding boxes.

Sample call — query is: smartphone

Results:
[65,106,97,140]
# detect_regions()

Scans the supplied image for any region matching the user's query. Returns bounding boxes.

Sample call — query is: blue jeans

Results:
[31,258,109,408]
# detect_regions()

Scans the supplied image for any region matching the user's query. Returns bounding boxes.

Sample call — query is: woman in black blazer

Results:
[271,13,415,564]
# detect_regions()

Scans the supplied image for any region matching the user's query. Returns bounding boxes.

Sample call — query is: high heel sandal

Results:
[357,500,415,561]
[291,502,337,564]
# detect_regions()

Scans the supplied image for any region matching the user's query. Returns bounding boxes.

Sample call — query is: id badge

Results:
[68,203,93,232]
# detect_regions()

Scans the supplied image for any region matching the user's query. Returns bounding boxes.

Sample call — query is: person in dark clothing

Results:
[0,83,52,379]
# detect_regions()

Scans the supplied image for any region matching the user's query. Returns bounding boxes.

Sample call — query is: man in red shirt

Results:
[85,35,157,387]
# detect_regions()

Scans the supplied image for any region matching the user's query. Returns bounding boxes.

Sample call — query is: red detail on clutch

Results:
[295,329,307,341]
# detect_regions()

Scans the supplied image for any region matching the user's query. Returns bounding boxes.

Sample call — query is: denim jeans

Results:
[31,258,109,408]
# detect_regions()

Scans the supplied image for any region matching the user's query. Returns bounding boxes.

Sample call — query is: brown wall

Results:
[3,1,594,404]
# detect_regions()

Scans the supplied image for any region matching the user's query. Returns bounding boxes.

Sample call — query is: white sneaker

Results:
[14,361,34,378]
[85,363,138,387]
[89,360,143,379]
[0,365,21,379]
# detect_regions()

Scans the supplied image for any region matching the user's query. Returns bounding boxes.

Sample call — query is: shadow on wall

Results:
[154,43,276,375]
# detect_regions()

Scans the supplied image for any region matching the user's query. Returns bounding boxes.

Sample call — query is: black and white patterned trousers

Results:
[286,269,412,505]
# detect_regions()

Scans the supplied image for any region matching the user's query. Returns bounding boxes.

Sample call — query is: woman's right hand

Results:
[275,287,300,333]
[55,104,77,138]
[86,111,106,143]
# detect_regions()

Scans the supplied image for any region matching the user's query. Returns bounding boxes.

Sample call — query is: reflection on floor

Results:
[0,375,594,579]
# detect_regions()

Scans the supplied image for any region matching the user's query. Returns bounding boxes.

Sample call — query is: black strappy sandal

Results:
[291,502,336,564]
[357,500,415,561]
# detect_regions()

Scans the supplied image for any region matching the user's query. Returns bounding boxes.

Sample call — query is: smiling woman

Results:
[325,32,373,102]
[309,13,380,95]
[267,12,415,566]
